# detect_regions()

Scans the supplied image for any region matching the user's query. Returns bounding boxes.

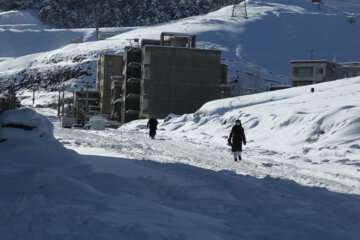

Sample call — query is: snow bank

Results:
[0,108,53,139]
[160,77,360,181]
[163,77,360,146]
[1,100,360,239]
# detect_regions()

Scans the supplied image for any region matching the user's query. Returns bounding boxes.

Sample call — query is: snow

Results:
[1,1,360,238]
[0,10,135,58]
[2,0,360,90]
[1,107,360,239]
[28,77,357,196]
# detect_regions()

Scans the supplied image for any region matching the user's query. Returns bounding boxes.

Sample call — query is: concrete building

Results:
[160,32,196,48]
[336,62,360,78]
[140,46,222,118]
[73,90,100,126]
[110,75,124,121]
[94,32,226,123]
[121,47,142,123]
[97,55,124,115]
[290,60,360,87]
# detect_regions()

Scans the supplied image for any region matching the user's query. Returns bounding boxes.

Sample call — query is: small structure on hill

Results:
[290,60,360,86]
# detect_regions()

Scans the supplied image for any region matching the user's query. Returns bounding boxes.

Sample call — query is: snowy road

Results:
[4,108,360,240]
[37,109,360,196]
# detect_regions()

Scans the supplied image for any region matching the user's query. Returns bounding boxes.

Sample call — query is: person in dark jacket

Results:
[228,119,246,161]
[147,117,159,139]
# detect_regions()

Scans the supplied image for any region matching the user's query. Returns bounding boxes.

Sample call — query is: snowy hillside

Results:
[1,0,360,91]
[0,0,235,28]
[1,105,360,239]
[0,10,135,58]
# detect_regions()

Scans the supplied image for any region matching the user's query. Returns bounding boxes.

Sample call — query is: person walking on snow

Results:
[147,117,159,139]
[228,119,246,161]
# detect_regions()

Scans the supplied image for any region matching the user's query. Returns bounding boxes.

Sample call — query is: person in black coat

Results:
[228,119,246,161]
[147,118,159,139]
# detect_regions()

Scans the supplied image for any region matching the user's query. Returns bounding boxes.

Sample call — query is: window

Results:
[317,67,324,75]
[144,67,151,79]
[293,67,314,77]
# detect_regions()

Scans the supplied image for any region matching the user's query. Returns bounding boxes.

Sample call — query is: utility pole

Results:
[61,84,65,116]
[57,88,61,117]
[32,83,37,107]
[244,0,248,18]
[309,48,315,59]
[85,80,90,124]
[95,2,102,41]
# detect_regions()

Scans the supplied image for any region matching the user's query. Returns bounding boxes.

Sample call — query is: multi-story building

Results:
[97,55,124,115]
[140,45,221,119]
[96,32,226,123]
[290,60,360,87]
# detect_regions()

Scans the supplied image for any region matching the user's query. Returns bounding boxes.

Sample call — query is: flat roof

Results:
[143,45,221,54]
[338,62,360,66]
[161,32,196,37]
[290,59,332,64]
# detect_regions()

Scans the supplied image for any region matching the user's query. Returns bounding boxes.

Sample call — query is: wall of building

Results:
[97,55,124,115]
[291,60,360,87]
[121,47,142,123]
[140,46,221,118]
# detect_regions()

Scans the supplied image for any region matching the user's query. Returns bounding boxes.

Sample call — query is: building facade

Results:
[140,46,222,119]
[290,60,360,87]
[97,55,124,115]
[96,32,226,123]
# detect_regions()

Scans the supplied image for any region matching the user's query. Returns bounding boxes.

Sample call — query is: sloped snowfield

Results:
[0,10,135,59]
[2,0,360,88]
[2,91,360,239]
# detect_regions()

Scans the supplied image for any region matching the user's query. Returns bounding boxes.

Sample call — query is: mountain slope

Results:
[0,10,135,58]
[1,0,360,92]
[0,0,234,28]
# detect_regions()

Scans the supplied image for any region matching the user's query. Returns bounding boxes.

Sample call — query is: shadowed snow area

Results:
[1,108,360,239]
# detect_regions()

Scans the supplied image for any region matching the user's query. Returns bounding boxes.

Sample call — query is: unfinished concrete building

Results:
[290,60,360,87]
[95,32,226,123]
[110,75,124,121]
[97,55,124,116]
[140,46,221,119]
[73,90,100,126]
[119,33,224,122]
[336,62,360,78]
[121,47,142,123]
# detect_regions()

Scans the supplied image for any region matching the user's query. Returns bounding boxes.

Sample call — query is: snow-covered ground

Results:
[2,95,360,239]
[1,1,360,238]
[32,77,358,196]
[2,0,360,91]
